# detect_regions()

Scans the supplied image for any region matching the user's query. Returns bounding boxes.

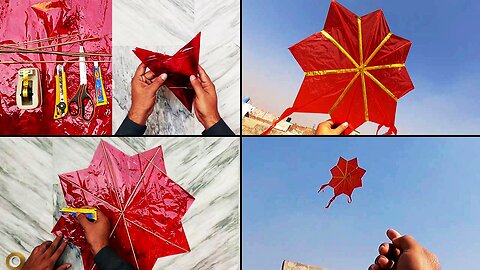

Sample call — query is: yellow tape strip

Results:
[22,71,29,98]
[364,33,392,66]
[305,68,358,76]
[321,30,359,68]
[358,18,368,121]
[365,63,405,71]
[329,72,360,114]
[365,71,398,102]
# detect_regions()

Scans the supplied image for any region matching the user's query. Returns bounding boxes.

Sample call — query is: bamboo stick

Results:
[18,36,101,50]
[0,60,112,64]
[0,48,112,57]
[12,33,81,47]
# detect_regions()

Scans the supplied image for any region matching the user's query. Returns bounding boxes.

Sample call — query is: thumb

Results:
[147,73,167,92]
[332,122,349,135]
[56,264,71,270]
[77,213,91,229]
[190,75,205,98]
[387,229,418,251]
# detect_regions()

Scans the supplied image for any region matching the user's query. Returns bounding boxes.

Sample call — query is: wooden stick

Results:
[0,60,112,64]
[0,48,112,57]
[19,36,101,50]
[12,33,82,47]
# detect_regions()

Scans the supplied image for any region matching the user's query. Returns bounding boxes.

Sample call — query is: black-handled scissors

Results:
[69,46,95,121]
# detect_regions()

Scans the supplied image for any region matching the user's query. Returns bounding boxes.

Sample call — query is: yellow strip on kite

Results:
[364,71,399,102]
[364,33,393,66]
[366,63,405,71]
[329,72,360,114]
[358,17,368,121]
[305,68,358,76]
[321,30,359,68]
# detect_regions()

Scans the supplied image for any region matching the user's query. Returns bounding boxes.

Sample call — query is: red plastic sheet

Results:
[133,33,201,112]
[52,140,195,270]
[263,1,414,135]
[318,157,366,208]
[0,0,112,135]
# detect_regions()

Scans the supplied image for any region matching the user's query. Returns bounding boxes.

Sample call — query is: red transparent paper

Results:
[52,140,195,270]
[318,157,366,208]
[0,0,112,135]
[263,1,414,135]
[133,32,201,112]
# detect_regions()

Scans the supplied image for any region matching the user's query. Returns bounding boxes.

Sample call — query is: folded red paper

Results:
[51,140,195,270]
[133,33,201,112]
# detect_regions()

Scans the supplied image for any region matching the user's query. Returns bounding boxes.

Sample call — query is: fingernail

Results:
[343,122,349,127]
[67,264,71,268]
[190,75,196,81]
[160,73,167,80]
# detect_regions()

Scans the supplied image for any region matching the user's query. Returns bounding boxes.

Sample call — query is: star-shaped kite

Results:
[319,157,366,208]
[263,1,414,135]
[133,33,201,112]
[52,140,195,270]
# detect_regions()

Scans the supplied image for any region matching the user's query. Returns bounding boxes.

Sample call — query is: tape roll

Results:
[6,252,25,270]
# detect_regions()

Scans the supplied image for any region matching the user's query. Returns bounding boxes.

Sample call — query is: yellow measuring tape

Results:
[21,71,29,98]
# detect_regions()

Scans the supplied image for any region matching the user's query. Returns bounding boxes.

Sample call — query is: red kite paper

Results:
[319,157,366,208]
[52,140,195,270]
[263,1,414,135]
[133,32,201,112]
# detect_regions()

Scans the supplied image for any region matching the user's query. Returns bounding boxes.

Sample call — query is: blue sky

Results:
[242,0,480,134]
[242,138,480,269]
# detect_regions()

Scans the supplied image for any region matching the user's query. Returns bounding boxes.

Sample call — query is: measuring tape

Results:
[6,252,25,270]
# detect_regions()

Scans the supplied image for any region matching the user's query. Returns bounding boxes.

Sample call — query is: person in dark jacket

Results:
[23,209,133,270]
[116,63,234,136]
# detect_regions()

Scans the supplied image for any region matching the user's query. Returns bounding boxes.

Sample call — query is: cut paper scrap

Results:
[262,1,414,135]
[51,140,195,270]
[133,32,201,112]
[318,157,366,208]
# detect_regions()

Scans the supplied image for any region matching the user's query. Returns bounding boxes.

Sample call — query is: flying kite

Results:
[263,1,414,135]
[133,33,201,112]
[319,157,366,208]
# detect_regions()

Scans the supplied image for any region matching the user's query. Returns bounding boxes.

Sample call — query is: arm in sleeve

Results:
[115,116,147,136]
[202,118,235,136]
[94,246,135,270]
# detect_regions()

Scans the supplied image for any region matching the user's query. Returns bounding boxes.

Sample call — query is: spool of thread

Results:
[6,252,25,270]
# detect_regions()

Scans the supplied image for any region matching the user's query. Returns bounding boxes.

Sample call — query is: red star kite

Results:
[52,140,195,270]
[319,157,366,208]
[133,32,201,112]
[263,1,414,135]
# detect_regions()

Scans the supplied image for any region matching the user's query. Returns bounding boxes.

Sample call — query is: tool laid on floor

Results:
[94,61,108,106]
[16,68,42,110]
[69,46,94,121]
[54,65,68,119]
[60,207,97,221]
[6,252,25,270]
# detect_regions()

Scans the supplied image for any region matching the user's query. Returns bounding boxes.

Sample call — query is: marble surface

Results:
[112,0,240,135]
[0,137,240,270]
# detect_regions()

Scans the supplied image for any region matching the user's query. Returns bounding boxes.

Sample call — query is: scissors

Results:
[69,46,94,121]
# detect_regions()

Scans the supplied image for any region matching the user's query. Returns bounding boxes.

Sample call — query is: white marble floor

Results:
[112,0,240,135]
[0,137,240,270]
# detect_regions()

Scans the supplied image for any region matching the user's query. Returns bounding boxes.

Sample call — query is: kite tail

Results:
[376,124,398,135]
[347,195,353,203]
[325,195,337,208]
[261,108,295,135]
[318,184,329,192]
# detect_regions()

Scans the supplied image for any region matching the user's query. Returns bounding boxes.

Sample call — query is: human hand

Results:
[128,63,168,126]
[23,235,70,270]
[368,229,440,270]
[315,120,349,135]
[190,65,221,130]
[76,208,111,256]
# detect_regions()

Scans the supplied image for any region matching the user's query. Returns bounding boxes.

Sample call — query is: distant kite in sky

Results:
[319,157,366,208]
